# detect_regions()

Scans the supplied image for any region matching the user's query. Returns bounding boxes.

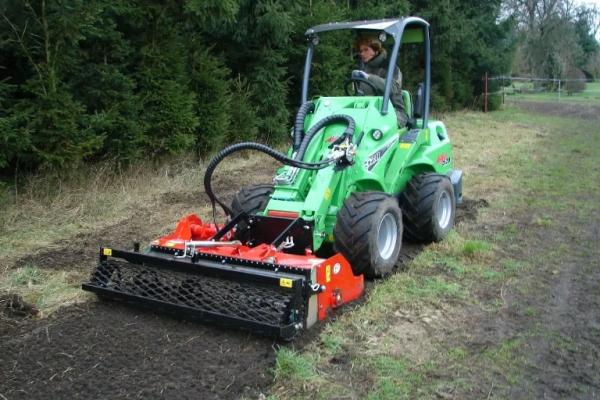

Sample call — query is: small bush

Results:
[475,93,503,112]
[565,68,587,95]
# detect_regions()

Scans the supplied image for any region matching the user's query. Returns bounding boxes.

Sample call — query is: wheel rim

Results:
[378,213,398,260]
[437,191,453,229]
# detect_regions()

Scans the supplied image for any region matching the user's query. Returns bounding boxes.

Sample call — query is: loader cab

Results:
[302,17,431,129]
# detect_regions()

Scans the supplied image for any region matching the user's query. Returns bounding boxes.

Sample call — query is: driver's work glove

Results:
[351,70,369,79]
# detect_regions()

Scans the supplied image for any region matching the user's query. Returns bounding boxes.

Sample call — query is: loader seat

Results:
[402,90,413,119]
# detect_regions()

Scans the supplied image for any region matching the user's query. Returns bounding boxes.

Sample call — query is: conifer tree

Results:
[0,0,528,171]
[286,0,350,103]
[228,76,258,144]
[130,1,198,157]
[0,0,105,167]
[0,76,29,168]
[188,45,232,153]
[65,0,146,162]
[210,0,301,143]
[348,0,409,20]
[409,0,515,109]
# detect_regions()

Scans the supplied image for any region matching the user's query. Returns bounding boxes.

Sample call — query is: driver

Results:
[352,36,408,128]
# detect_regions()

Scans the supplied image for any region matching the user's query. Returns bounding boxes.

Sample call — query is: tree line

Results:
[509,0,599,83]
[0,0,597,171]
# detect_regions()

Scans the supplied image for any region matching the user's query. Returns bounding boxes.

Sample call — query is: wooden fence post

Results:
[484,72,488,113]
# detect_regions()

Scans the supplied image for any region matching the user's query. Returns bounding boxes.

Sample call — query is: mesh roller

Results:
[88,260,295,326]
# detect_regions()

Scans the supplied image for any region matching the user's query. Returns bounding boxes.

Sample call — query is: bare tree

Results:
[507,0,589,78]
[584,49,600,79]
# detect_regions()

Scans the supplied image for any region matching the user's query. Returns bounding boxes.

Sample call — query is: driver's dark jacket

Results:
[361,52,408,128]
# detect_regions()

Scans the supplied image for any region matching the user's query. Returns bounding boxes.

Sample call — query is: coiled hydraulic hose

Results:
[293,101,315,152]
[295,114,356,161]
[204,142,340,218]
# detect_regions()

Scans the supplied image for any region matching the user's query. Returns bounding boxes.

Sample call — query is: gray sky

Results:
[576,0,600,8]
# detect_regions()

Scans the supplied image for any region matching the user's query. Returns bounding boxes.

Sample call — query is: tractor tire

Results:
[334,192,403,279]
[230,184,274,243]
[400,173,455,244]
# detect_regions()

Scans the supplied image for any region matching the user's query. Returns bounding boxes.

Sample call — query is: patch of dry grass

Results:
[0,153,278,263]
[0,151,280,315]
[0,266,93,315]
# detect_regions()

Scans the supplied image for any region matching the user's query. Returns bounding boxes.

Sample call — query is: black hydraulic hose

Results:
[204,142,340,218]
[293,101,315,153]
[295,114,356,162]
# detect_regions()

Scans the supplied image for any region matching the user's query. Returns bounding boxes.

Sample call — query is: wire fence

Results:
[489,75,600,94]
[481,73,600,112]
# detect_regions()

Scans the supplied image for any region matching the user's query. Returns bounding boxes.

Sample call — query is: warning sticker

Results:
[280,278,293,288]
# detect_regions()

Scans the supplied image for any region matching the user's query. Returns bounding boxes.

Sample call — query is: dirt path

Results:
[528,227,600,398]
[494,101,600,398]
[510,213,600,398]
[458,208,600,399]
[1,161,286,400]
[0,303,276,400]
[514,100,600,121]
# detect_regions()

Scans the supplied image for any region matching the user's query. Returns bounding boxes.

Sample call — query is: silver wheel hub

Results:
[437,190,453,229]
[378,213,398,260]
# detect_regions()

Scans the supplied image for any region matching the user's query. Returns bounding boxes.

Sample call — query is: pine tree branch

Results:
[0,11,47,95]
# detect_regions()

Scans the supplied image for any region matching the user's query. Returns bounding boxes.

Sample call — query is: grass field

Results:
[502,80,600,104]
[1,98,599,399]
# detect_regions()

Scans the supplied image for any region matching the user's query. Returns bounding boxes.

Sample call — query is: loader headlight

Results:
[311,35,320,46]
[379,33,387,42]
[372,129,383,140]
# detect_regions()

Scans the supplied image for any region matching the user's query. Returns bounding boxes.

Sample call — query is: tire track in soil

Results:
[0,195,484,399]
[508,215,600,398]
[461,206,600,398]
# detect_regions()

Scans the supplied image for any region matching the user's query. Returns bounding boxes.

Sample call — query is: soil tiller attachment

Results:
[82,214,363,338]
[83,17,462,339]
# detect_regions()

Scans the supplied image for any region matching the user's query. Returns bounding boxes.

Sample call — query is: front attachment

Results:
[83,248,307,339]
[82,214,364,339]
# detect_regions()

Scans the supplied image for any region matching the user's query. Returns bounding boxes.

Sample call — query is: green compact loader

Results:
[83,17,463,339]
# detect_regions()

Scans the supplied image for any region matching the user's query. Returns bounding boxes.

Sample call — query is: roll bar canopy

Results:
[301,17,431,128]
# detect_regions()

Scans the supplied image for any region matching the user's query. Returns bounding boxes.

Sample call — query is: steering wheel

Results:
[344,77,380,96]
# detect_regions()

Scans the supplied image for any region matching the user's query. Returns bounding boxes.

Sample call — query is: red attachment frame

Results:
[150,214,364,321]
[156,214,217,241]
[153,214,234,244]
[315,253,363,320]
